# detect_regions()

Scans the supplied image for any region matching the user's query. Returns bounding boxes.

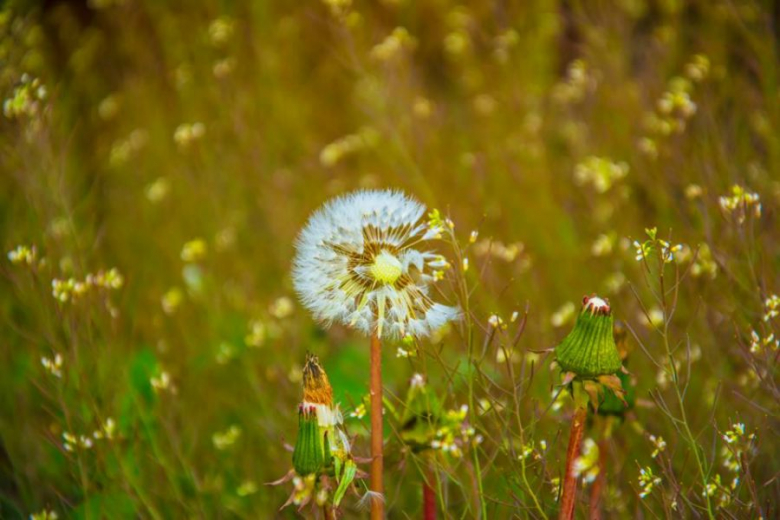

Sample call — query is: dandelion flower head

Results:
[293,189,459,339]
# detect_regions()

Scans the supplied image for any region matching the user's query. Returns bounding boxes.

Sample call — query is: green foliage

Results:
[0,0,778,518]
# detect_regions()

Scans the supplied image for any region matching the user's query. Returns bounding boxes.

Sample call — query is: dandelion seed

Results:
[356,490,385,510]
[292,190,460,340]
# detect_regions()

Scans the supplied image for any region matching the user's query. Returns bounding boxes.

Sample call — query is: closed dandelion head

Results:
[293,189,460,339]
[290,355,358,506]
[556,295,622,378]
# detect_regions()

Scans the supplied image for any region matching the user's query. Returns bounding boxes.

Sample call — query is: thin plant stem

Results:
[370,332,384,520]
[589,437,609,520]
[448,228,488,518]
[559,406,587,520]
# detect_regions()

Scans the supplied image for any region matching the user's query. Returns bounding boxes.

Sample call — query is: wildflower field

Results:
[1,1,778,518]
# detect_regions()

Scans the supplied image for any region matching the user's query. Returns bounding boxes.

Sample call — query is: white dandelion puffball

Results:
[293,189,460,339]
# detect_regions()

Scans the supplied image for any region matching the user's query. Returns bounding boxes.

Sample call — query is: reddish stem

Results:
[559,406,587,520]
[370,333,384,520]
[588,439,608,520]
[423,467,436,520]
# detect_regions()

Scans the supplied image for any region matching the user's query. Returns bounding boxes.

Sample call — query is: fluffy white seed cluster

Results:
[293,189,460,339]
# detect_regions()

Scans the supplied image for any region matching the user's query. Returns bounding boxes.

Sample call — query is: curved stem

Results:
[559,406,587,520]
[370,332,384,519]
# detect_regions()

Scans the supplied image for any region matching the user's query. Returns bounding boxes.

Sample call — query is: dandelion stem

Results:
[370,332,384,519]
[423,465,436,520]
[559,406,587,520]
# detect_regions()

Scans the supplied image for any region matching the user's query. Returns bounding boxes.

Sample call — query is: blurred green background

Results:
[1,0,778,518]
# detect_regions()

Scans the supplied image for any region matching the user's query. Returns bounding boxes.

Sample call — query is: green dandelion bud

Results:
[292,405,325,476]
[599,322,636,416]
[556,296,622,378]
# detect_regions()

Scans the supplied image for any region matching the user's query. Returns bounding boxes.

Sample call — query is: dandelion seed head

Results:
[292,189,459,339]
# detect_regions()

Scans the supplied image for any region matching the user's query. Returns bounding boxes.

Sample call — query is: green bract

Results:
[556,297,622,378]
[292,406,325,476]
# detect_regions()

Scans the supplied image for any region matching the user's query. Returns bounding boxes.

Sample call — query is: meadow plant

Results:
[1,1,778,518]
[292,190,459,518]
[553,296,625,519]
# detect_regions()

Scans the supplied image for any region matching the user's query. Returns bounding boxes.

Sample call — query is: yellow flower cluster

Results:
[719,185,761,224]
[639,55,710,158]
[370,27,415,61]
[51,268,124,303]
[574,156,628,194]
